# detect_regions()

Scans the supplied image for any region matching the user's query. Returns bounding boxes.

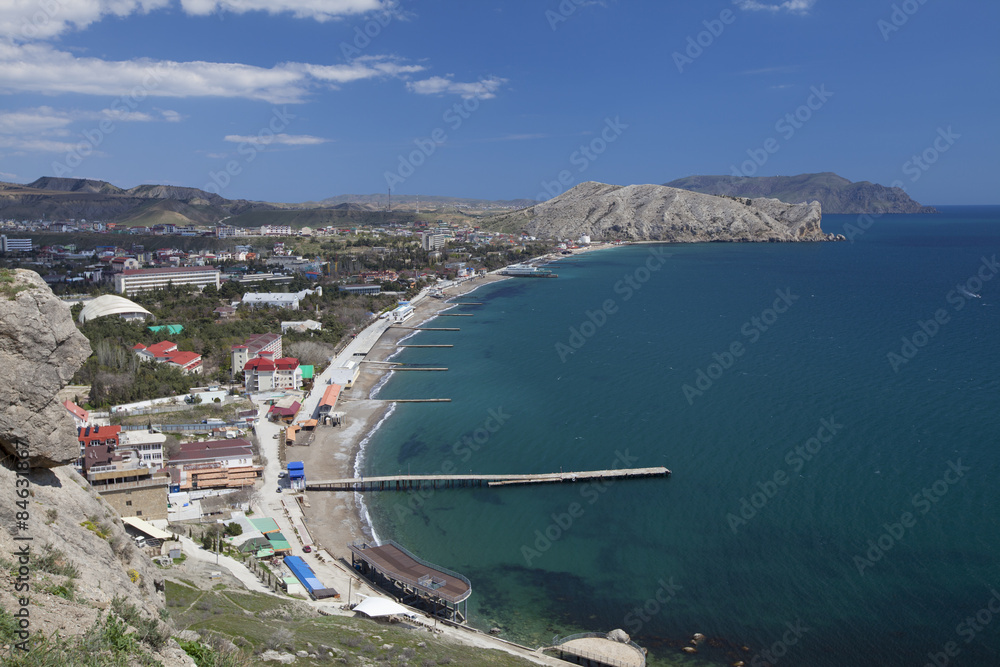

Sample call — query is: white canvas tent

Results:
[353,596,416,619]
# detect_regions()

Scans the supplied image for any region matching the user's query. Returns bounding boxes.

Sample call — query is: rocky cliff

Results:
[0,270,91,468]
[665,172,937,214]
[481,181,838,242]
[0,270,192,665]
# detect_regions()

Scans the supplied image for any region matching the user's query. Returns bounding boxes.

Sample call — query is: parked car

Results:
[277,471,286,478]
[276,487,282,493]
[302,545,312,553]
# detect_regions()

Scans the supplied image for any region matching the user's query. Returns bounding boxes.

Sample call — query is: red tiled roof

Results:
[268,401,301,417]
[167,351,201,367]
[319,384,341,408]
[63,400,89,421]
[274,357,299,371]
[245,357,276,372]
[145,340,177,357]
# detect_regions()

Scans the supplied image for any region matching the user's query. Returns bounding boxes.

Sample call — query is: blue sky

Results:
[0,0,996,204]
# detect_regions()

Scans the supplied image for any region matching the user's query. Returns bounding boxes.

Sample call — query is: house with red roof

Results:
[133,340,203,374]
[242,351,302,393]
[63,399,90,429]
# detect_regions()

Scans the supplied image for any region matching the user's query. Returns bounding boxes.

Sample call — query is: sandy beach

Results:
[299,245,620,560]
[299,272,512,560]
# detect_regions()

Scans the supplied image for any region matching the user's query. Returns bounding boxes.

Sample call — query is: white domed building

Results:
[77,294,153,324]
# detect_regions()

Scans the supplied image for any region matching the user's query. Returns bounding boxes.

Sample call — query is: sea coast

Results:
[300,272,512,560]
[300,244,617,560]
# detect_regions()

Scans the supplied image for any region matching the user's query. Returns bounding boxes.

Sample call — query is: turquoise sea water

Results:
[359,206,1000,666]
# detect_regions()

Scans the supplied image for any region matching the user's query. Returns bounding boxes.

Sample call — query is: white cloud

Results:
[2,0,390,40]
[223,133,329,146]
[179,0,386,21]
[0,42,421,104]
[734,0,816,15]
[406,75,507,100]
[0,105,181,156]
[0,171,19,180]
[1,0,169,41]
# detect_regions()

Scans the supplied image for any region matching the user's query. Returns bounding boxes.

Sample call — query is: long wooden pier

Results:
[399,345,453,348]
[450,302,482,305]
[306,467,670,492]
[393,327,460,331]
[438,313,473,317]
[391,367,448,371]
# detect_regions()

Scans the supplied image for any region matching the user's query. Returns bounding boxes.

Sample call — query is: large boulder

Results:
[0,269,91,467]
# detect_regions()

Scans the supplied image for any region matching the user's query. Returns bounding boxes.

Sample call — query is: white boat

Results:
[501,264,557,278]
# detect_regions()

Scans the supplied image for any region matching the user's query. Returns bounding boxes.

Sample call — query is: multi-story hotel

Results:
[113,266,221,296]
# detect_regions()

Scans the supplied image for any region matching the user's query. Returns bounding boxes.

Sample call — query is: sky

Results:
[0,0,996,205]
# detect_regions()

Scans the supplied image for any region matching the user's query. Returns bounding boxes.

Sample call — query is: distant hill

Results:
[664,172,936,214]
[0,178,275,226]
[480,181,838,243]
[1,176,537,227]
[290,193,538,211]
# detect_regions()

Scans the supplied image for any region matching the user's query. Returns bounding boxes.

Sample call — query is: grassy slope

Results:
[165,580,540,666]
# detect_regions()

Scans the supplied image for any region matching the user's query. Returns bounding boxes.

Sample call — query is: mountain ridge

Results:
[664,172,936,214]
[480,181,839,243]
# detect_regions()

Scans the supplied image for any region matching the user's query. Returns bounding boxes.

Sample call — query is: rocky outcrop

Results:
[0,271,192,665]
[482,181,837,242]
[0,270,91,467]
[665,172,937,214]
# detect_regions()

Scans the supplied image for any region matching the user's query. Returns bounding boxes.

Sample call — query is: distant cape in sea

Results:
[664,172,937,214]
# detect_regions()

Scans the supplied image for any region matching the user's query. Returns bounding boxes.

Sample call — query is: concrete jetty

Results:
[306,467,670,492]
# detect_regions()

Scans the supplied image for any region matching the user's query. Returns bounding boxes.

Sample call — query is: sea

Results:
[357,206,1000,666]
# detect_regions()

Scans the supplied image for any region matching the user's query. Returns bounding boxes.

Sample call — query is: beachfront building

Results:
[230,333,282,380]
[242,352,303,393]
[318,384,342,425]
[390,302,414,323]
[113,266,221,296]
[132,340,203,375]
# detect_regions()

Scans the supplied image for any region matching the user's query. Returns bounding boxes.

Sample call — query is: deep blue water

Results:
[360,206,1000,666]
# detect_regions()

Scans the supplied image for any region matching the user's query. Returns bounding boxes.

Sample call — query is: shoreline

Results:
[300,272,512,562]
[301,246,622,560]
